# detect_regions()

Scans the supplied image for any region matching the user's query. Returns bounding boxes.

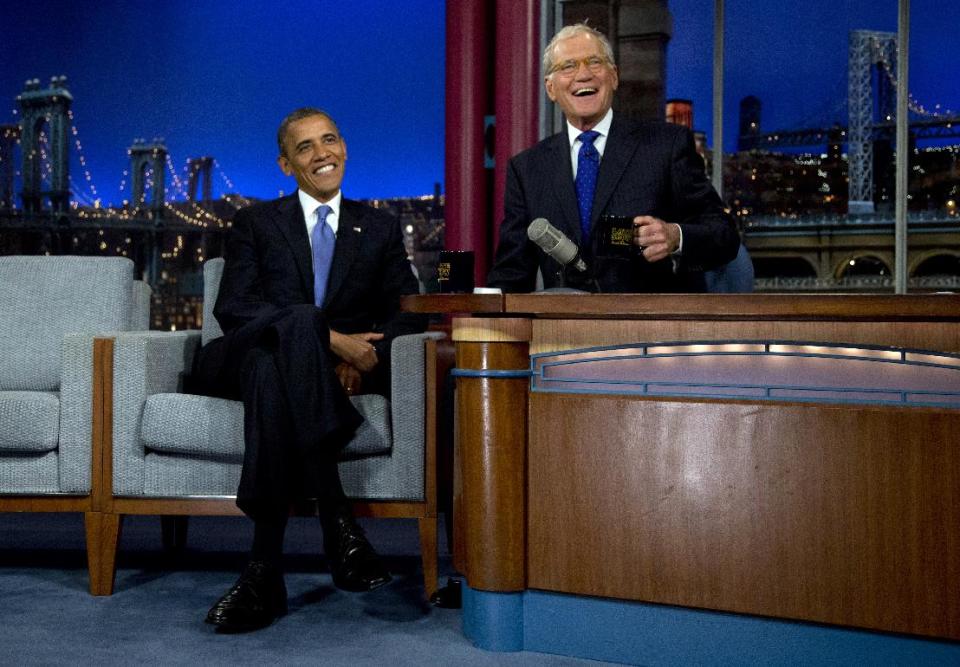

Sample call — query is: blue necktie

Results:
[575,130,601,243]
[312,204,336,306]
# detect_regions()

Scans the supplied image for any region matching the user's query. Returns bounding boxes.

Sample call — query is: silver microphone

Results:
[526,218,587,272]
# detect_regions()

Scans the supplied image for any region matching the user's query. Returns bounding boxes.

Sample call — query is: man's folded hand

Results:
[329,330,384,372]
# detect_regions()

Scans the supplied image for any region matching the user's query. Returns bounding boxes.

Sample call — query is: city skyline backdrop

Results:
[2,1,957,206]
[667,0,958,147]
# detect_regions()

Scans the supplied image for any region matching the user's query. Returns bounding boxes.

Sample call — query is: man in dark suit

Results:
[487,24,739,293]
[194,108,424,633]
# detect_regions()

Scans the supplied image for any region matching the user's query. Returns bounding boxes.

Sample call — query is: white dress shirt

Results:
[567,108,613,180]
[298,189,342,249]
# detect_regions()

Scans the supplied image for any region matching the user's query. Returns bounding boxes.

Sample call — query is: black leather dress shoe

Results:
[325,514,392,592]
[205,560,288,633]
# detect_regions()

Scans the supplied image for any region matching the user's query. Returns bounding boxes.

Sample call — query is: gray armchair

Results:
[0,255,148,594]
[97,258,444,597]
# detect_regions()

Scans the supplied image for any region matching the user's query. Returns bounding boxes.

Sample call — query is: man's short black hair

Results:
[276,108,340,156]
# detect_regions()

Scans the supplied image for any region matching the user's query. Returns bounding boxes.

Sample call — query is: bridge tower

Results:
[129,138,167,217]
[187,156,214,204]
[0,124,20,209]
[848,31,897,215]
[16,76,73,214]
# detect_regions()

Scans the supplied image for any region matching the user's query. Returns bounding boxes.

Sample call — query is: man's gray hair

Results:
[542,23,616,76]
[276,107,340,156]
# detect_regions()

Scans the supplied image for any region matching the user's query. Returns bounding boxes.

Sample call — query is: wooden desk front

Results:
[405,293,960,641]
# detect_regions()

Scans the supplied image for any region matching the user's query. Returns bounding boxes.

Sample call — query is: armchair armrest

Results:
[109,331,201,495]
[58,333,99,493]
[388,332,446,494]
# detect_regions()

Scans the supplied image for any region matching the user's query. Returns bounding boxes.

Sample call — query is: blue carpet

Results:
[0,513,606,666]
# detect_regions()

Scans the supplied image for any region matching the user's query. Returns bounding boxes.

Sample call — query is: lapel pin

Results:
[353,226,362,233]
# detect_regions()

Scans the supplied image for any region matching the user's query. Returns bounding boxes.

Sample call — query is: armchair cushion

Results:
[140,393,391,460]
[141,394,243,460]
[0,451,59,493]
[0,391,60,453]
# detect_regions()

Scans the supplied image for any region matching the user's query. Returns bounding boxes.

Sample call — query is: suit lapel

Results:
[271,195,314,298]
[322,200,362,307]
[545,132,583,243]
[591,116,643,229]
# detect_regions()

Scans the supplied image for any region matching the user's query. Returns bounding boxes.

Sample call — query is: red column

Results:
[445,0,490,286]
[492,0,541,257]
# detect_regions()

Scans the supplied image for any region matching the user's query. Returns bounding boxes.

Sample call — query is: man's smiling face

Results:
[277,113,347,202]
[544,32,619,131]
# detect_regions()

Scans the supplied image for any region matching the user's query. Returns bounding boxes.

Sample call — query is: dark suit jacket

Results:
[487,115,740,293]
[210,194,424,381]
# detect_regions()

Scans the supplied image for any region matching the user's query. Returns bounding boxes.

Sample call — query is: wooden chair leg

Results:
[85,511,122,596]
[418,516,439,600]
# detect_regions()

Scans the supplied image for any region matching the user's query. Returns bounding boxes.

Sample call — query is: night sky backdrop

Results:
[2,1,957,205]
[1,0,447,204]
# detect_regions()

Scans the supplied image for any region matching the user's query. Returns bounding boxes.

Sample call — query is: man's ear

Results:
[544,76,557,102]
[277,155,292,176]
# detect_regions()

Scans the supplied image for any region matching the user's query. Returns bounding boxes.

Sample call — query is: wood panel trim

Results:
[0,496,91,512]
[107,496,429,519]
[110,496,243,516]
[403,294,960,321]
[401,293,505,314]
[506,293,960,321]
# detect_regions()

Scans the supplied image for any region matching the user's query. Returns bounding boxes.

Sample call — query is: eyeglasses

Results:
[549,55,609,77]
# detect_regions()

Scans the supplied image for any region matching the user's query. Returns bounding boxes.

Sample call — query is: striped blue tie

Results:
[312,204,336,306]
[575,130,601,243]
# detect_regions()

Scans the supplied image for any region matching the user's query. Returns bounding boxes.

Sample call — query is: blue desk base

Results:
[463,586,960,665]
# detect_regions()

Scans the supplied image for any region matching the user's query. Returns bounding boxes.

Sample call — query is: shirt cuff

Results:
[672,223,684,256]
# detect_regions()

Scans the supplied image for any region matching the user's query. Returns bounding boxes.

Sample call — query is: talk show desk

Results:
[403,293,960,659]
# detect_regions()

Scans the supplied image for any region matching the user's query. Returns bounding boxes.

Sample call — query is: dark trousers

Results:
[192,305,363,520]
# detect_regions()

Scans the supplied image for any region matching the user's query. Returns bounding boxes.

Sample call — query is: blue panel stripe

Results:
[451,368,532,378]
[463,586,960,665]
[536,373,926,395]
[529,385,960,409]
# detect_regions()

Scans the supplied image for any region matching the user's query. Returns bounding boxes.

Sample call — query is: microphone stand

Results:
[582,237,602,293]
[557,257,601,293]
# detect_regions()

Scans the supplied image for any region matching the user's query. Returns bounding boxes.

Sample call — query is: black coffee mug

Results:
[437,250,475,293]
[597,214,636,259]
